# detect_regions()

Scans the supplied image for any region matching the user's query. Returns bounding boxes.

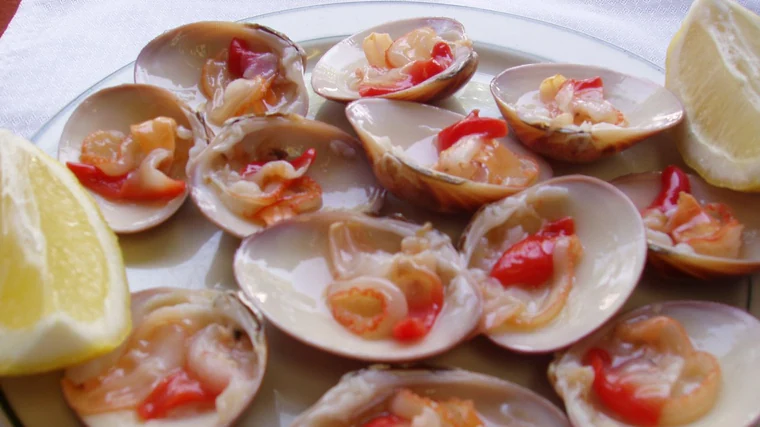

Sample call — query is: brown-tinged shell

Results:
[491,63,683,163]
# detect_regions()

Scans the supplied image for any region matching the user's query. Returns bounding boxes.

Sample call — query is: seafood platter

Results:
[1,1,759,427]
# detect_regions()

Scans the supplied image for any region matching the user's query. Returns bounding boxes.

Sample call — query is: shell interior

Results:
[292,367,570,426]
[62,287,267,427]
[233,211,481,362]
[57,84,206,233]
[188,114,385,238]
[461,176,648,352]
[549,301,760,427]
[311,17,474,102]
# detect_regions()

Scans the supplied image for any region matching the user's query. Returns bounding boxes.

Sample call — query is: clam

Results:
[293,365,570,426]
[612,167,760,279]
[346,98,552,213]
[460,175,647,353]
[311,17,478,103]
[234,211,481,362]
[58,84,207,233]
[135,21,308,132]
[491,63,684,163]
[188,114,385,238]
[549,301,760,427]
[61,287,267,427]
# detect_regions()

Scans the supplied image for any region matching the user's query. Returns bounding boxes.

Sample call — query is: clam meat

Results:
[460,176,647,353]
[346,99,551,213]
[292,366,570,426]
[189,114,384,238]
[135,22,308,130]
[613,165,760,279]
[61,288,267,427]
[234,212,481,362]
[549,301,760,427]
[311,17,478,103]
[57,84,206,233]
[491,63,684,162]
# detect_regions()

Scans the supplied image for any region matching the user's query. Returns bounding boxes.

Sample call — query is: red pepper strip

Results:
[137,369,219,420]
[570,76,604,91]
[392,281,444,342]
[648,165,692,212]
[227,37,265,79]
[362,414,407,427]
[240,148,317,177]
[489,217,575,288]
[436,110,508,152]
[358,41,454,97]
[66,162,185,201]
[585,348,663,427]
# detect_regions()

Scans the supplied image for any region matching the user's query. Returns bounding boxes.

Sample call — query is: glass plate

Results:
[2,2,754,426]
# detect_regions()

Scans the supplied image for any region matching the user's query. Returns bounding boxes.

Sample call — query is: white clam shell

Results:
[346,98,552,213]
[188,114,385,238]
[613,170,760,279]
[233,211,482,362]
[460,175,648,353]
[62,287,268,427]
[311,17,478,103]
[135,21,308,133]
[293,366,570,426]
[549,301,760,427]
[491,63,684,163]
[57,84,207,233]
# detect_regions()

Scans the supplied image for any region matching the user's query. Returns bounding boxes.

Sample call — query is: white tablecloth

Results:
[0,0,757,139]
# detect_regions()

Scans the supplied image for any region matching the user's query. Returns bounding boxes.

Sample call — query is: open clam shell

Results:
[135,21,308,132]
[58,84,207,233]
[311,17,478,103]
[491,63,684,163]
[188,114,385,238]
[549,301,760,427]
[612,170,760,279]
[346,98,552,213]
[61,287,268,427]
[460,175,647,353]
[293,365,570,426]
[233,211,482,362]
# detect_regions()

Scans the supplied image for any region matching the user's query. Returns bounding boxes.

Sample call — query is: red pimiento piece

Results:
[392,272,445,342]
[489,217,575,288]
[436,110,509,152]
[362,414,407,427]
[648,165,692,212]
[66,162,185,201]
[570,76,604,92]
[358,41,454,97]
[240,148,317,177]
[137,369,219,420]
[585,348,664,427]
[227,37,265,79]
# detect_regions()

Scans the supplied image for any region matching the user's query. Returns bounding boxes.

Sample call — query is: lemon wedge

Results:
[666,0,760,191]
[0,130,130,375]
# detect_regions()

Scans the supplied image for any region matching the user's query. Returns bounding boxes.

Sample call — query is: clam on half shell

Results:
[58,84,207,233]
[549,301,760,427]
[233,211,482,362]
[460,175,648,353]
[135,21,308,131]
[61,288,268,427]
[346,98,552,213]
[311,17,478,103]
[491,63,684,163]
[188,114,385,238]
[293,366,570,426]
[613,170,760,279]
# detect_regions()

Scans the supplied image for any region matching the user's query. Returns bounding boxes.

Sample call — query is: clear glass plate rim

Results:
[30,0,664,143]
